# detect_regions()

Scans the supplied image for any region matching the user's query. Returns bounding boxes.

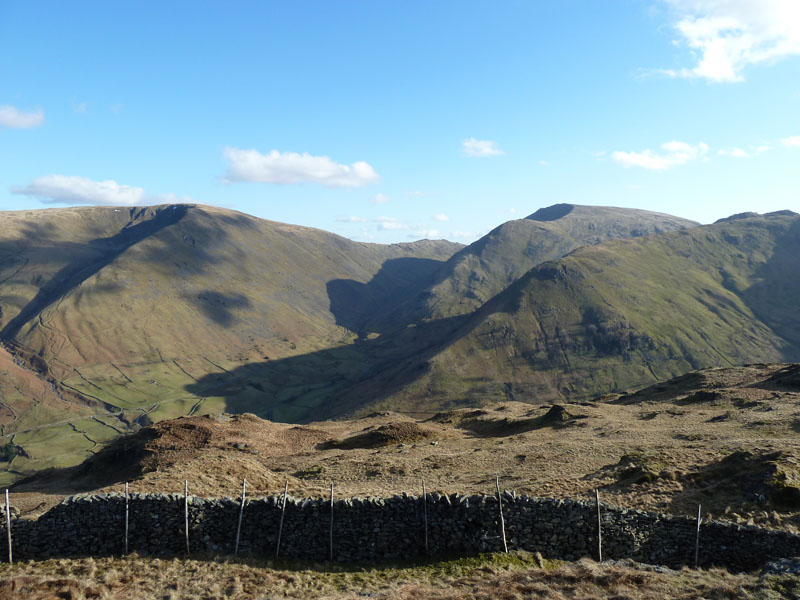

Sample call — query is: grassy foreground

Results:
[0,552,797,599]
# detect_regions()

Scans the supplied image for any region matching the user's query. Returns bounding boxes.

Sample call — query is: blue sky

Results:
[1,0,799,243]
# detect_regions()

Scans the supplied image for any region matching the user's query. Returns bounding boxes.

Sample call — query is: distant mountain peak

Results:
[527,203,575,221]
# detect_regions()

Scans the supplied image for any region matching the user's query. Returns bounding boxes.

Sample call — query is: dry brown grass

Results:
[9,364,800,536]
[0,553,788,600]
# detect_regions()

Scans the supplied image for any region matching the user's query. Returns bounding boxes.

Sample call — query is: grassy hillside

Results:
[0,204,461,483]
[379,211,800,411]
[8,364,800,598]
[2,203,795,484]
[375,203,697,327]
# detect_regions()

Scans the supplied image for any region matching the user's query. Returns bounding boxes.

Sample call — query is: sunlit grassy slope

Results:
[0,204,461,483]
[2,203,797,485]
[377,211,800,412]
[373,203,697,328]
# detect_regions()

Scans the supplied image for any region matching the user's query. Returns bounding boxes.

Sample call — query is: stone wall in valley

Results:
[2,491,799,571]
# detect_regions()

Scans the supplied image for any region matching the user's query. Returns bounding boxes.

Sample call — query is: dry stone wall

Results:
[3,492,800,571]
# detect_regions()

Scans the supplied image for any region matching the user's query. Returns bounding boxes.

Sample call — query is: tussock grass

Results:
[0,552,785,600]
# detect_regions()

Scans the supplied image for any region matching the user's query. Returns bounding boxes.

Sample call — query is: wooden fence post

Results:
[422,478,429,555]
[234,479,247,556]
[496,476,508,554]
[595,489,602,563]
[124,482,129,556]
[275,481,288,558]
[184,480,190,556]
[4,489,11,564]
[329,483,334,562]
[694,504,701,568]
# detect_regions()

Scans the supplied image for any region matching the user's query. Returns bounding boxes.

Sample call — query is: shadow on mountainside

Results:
[0,205,190,342]
[185,309,483,424]
[738,216,800,357]
[326,257,444,336]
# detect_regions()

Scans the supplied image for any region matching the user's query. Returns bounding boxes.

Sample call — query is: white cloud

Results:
[71,100,88,114]
[336,215,410,230]
[358,227,375,240]
[411,228,441,239]
[405,190,425,197]
[0,105,44,129]
[717,144,771,157]
[11,175,192,206]
[462,137,505,157]
[662,0,800,82]
[718,147,749,157]
[451,231,476,239]
[110,103,123,114]
[611,140,709,170]
[783,136,800,147]
[371,193,389,204]
[538,160,550,166]
[377,216,408,230]
[434,213,449,222]
[223,147,379,187]
[150,192,196,204]
[13,175,146,206]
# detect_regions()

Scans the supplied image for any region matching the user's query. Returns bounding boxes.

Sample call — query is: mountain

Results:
[4,201,796,486]
[371,210,800,412]
[367,203,697,329]
[0,204,461,482]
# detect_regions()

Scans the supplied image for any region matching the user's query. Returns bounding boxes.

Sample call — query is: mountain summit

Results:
[3,203,798,485]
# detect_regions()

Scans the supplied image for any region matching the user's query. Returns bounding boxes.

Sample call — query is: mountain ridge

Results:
[1,202,797,486]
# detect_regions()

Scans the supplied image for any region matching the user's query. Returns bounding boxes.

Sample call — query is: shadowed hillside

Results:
[2,203,798,487]
[379,211,800,412]
[0,204,461,484]
[370,203,697,328]
[185,211,799,422]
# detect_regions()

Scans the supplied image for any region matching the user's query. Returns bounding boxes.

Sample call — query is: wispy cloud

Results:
[718,147,749,157]
[377,216,408,231]
[717,144,771,157]
[434,213,449,222]
[223,147,379,187]
[783,136,800,147]
[337,215,409,230]
[13,175,145,206]
[371,193,389,204]
[611,140,709,170]
[12,175,192,206]
[0,105,44,129]
[150,192,195,204]
[659,0,800,82]
[71,100,88,114]
[462,137,505,157]
[410,228,441,239]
